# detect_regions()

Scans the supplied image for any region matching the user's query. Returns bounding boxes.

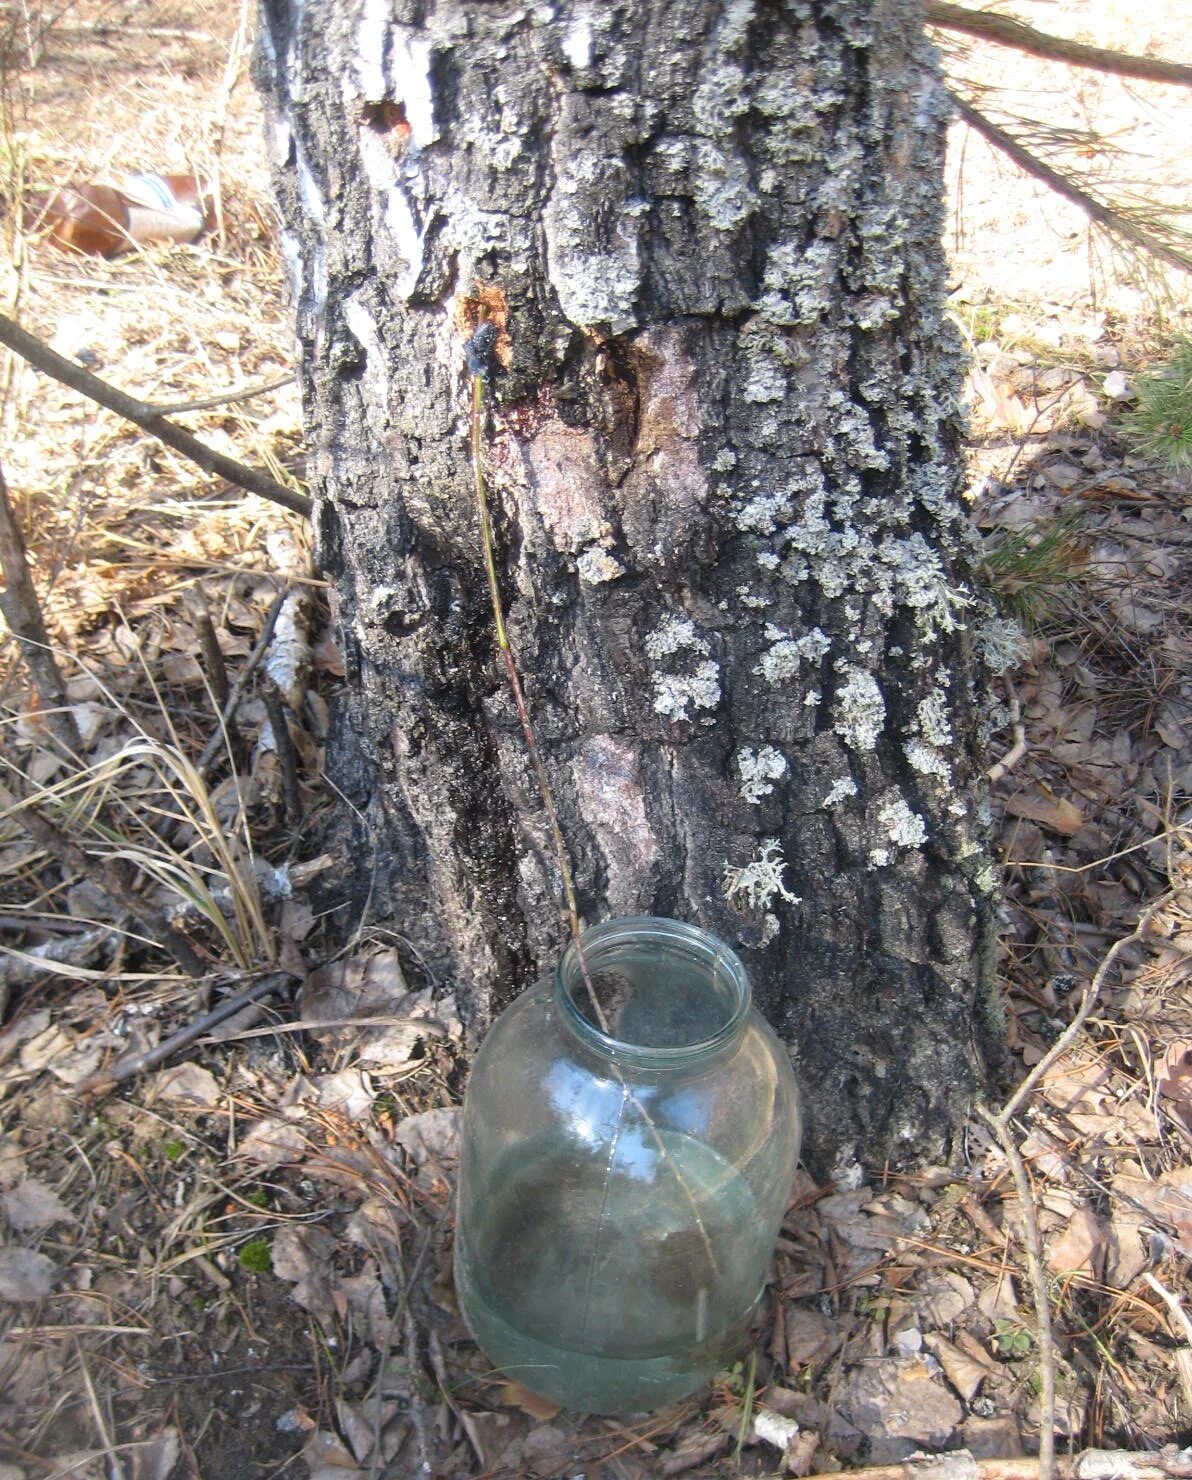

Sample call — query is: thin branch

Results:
[0,314,312,518]
[791,1451,1192,1480]
[0,463,83,757]
[949,91,1192,276]
[976,906,1162,1480]
[262,678,303,826]
[987,677,1026,784]
[141,371,295,417]
[187,589,231,712]
[0,779,208,978]
[926,2,1192,89]
[80,970,292,1093]
[470,370,603,1023]
[1001,905,1158,1123]
[977,1104,1056,1480]
[196,584,288,778]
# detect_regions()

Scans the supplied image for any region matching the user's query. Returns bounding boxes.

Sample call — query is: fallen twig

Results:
[79,970,293,1094]
[188,588,231,713]
[978,907,1162,1480]
[793,1447,1192,1480]
[196,584,288,778]
[987,677,1026,785]
[262,678,303,826]
[0,313,312,517]
[976,1104,1056,1480]
[142,371,295,417]
[0,463,83,757]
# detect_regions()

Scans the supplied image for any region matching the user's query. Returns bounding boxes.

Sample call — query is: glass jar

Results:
[455,916,801,1415]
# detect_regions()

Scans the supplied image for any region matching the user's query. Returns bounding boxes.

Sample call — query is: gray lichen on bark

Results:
[254,0,1000,1171]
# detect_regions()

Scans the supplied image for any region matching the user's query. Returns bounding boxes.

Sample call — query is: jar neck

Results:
[554,916,752,1071]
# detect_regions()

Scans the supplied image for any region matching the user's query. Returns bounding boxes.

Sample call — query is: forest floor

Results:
[0,1,1191,1478]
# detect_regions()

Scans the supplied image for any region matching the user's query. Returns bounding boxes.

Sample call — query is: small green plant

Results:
[238,1238,272,1274]
[162,1140,186,1162]
[245,1188,269,1208]
[978,510,1088,631]
[857,1289,893,1318]
[991,1317,1033,1360]
[1121,339,1192,472]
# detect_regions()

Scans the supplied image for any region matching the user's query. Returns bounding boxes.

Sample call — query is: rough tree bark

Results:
[254,0,1004,1172]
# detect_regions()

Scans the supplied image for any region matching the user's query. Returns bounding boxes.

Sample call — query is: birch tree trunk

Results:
[255,0,1004,1172]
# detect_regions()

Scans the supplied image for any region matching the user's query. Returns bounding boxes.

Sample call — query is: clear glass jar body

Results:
[455,917,801,1415]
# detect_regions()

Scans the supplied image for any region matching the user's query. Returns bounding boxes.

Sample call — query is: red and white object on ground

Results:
[23,172,213,257]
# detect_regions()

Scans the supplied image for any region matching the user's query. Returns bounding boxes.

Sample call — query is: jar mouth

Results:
[554,916,751,1067]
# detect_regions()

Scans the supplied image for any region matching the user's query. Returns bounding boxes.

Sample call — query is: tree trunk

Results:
[254,0,1002,1173]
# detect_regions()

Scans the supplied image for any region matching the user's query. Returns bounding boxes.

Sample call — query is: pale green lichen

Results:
[754,626,830,684]
[822,777,858,809]
[904,738,950,779]
[916,690,953,747]
[645,615,705,659]
[878,795,928,848]
[976,613,1026,674]
[737,745,787,803]
[833,667,886,751]
[652,663,722,721]
[724,839,800,911]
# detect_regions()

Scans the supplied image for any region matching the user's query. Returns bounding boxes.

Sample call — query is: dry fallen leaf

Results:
[924,1332,989,1402]
[0,1246,56,1301]
[301,1429,361,1478]
[3,1179,75,1232]
[1002,791,1084,836]
[785,1306,845,1366]
[500,1380,561,1422]
[314,1068,374,1122]
[238,1118,307,1168]
[152,1062,221,1109]
[1157,1040,1192,1134]
[272,1225,339,1326]
[1047,1202,1108,1278]
[393,1106,461,1165]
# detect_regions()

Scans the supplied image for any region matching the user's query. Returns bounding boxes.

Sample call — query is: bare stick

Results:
[949,92,1192,275]
[469,372,602,1016]
[79,971,292,1094]
[977,1105,1055,1480]
[977,907,1161,1480]
[187,589,231,712]
[792,1452,1192,1480]
[196,585,288,778]
[987,677,1026,784]
[1002,907,1158,1123]
[142,372,295,417]
[0,314,312,518]
[926,2,1192,88]
[0,463,82,757]
[0,779,208,978]
[262,679,302,826]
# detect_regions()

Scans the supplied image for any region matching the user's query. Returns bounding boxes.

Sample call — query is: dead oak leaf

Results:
[151,1062,221,1109]
[271,1225,339,1326]
[238,1118,306,1169]
[1046,1203,1108,1279]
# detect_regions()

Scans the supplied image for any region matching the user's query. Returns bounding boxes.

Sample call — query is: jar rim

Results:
[554,915,752,1067]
